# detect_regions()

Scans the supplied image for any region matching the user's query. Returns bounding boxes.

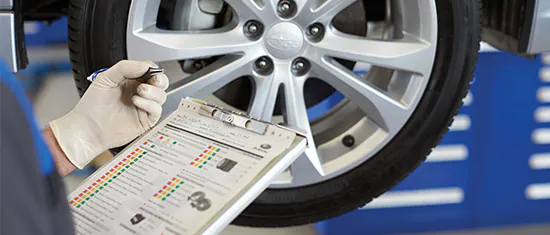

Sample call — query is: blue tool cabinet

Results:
[24,17,68,46]
[19,18,71,90]
[318,51,550,234]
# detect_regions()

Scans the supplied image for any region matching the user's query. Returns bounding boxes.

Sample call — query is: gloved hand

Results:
[50,60,169,169]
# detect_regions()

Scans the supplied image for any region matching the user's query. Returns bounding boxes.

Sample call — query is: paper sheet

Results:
[67,99,297,235]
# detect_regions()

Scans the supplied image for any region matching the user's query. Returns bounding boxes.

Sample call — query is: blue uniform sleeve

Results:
[0,61,54,175]
[0,60,74,235]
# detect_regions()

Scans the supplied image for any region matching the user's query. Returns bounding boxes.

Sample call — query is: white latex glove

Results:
[50,60,169,169]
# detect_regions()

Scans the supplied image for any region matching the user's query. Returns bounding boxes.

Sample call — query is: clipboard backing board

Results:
[66,97,307,235]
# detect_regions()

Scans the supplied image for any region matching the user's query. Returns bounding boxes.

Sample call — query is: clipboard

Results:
[66,97,307,235]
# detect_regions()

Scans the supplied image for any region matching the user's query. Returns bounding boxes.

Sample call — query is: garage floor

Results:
[30,73,549,235]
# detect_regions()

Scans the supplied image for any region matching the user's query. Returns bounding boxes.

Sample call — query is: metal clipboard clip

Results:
[189,99,269,135]
[185,97,308,142]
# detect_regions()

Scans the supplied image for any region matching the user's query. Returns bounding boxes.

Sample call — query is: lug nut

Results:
[309,26,320,35]
[257,60,267,68]
[307,23,325,42]
[248,24,258,33]
[294,61,304,70]
[244,20,263,40]
[277,0,296,18]
[291,58,310,76]
[254,57,273,75]
[279,2,290,12]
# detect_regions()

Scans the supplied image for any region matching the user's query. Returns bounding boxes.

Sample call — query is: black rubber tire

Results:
[68,0,481,227]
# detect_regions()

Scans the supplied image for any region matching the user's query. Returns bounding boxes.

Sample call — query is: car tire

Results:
[68,0,481,227]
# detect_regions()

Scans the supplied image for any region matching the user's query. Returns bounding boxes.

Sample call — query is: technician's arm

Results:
[1,61,75,235]
[48,60,169,175]
[43,127,77,176]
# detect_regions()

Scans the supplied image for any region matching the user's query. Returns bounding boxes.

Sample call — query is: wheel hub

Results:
[264,22,304,60]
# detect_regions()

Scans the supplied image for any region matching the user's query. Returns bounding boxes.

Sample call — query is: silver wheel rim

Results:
[126,0,438,188]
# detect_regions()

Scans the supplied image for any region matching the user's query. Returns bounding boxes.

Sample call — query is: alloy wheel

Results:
[125,0,438,188]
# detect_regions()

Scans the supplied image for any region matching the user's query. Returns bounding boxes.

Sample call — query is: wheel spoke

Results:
[162,55,254,116]
[290,150,327,185]
[294,0,357,26]
[248,75,280,122]
[311,58,408,132]
[224,0,277,22]
[281,71,325,178]
[127,26,255,62]
[311,31,434,75]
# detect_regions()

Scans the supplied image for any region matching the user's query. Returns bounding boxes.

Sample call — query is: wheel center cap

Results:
[265,22,304,60]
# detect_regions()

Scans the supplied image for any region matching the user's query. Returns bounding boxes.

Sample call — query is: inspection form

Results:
[67,98,306,235]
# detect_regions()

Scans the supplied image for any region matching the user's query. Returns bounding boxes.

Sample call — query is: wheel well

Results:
[22,0,68,21]
[480,0,537,55]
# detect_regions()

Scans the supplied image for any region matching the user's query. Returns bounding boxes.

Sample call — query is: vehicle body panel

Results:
[0,0,13,9]
[526,0,550,54]
[0,6,16,71]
